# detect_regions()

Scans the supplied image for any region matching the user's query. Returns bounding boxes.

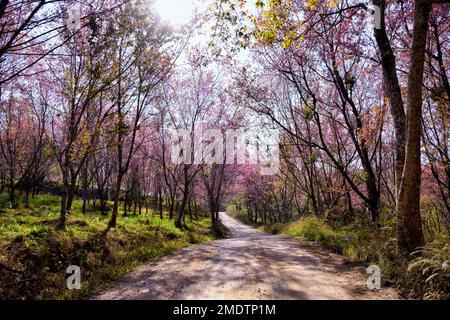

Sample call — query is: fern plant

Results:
[407,241,450,299]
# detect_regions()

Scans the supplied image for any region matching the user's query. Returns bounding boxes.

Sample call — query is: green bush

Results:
[283,216,344,253]
[262,223,284,235]
[32,194,61,207]
[407,237,450,299]
[0,192,12,209]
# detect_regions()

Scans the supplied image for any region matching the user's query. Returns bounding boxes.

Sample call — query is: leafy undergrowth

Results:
[229,207,450,300]
[0,195,215,300]
[406,238,450,300]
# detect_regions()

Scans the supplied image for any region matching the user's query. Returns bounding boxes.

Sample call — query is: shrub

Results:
[32,194,61,207]
[407,237,450,300]
[283,216,344,253]
[262,223,284,235]
[0,192,12,209]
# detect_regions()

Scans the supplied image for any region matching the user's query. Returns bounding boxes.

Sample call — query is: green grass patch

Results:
[0,195,215,300]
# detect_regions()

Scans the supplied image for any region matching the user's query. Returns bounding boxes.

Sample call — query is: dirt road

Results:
[95,213,397,300]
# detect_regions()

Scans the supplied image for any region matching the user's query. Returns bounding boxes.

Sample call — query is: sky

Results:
[151,0,254,68]
[153,0,199,27]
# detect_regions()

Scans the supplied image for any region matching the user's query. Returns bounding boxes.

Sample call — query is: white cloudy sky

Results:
[151,0,254,68]
[153,0,200,26]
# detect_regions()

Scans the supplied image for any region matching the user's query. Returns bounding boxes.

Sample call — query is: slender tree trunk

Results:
[397,0,430,254]
[58,190,67,230]
[9,173,15,208]
[108,173,123,229]
[66,185,75,215]
[193,198,198,219]
[58,179,75,230]
[346,189,354,221]
[367,183,380,223]
[24,187,30,208]
[81,164,88,214]
[169,196,174,219]
[372,0,406,199]
[175,187,188,228]
[123,195,128,216]
[158,188,163,219]
[101,198,107,215]
[138,195,142,215]
[188,200,193,221]
[145,195,148,214]
[57,168,71,230]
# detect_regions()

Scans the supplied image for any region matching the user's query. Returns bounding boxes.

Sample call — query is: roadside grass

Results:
[0,194,215,300]
[227,205,450,300]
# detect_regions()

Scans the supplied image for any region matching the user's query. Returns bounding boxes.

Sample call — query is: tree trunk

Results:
[108,173,123,229]
[66,184,75,215]
[169,198,174,219]
[58,188,67,230]
[397,0,430,254]
[158,188,163,219]
[24,187,30,208]
[58,175,75,230]
[188,200,193,221]
[81,164,88,214]
[123,195,128,216]
[175,188,188,228]
[9,174,15,208]
[372,0,406,199]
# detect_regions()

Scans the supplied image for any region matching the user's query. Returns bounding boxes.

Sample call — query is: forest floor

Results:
[0,195,215,299]
[95,212,398,300]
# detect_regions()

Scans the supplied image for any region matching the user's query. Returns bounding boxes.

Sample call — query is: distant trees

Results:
[161,48,222,228]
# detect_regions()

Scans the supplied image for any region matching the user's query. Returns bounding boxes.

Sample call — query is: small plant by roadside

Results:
[407,238,450,300]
